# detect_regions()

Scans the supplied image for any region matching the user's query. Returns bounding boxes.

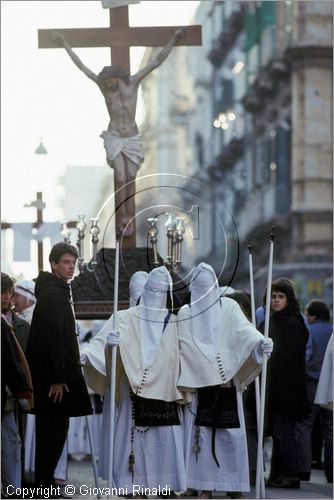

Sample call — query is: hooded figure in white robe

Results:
[178,263,270,494]
[81,271,148,396]
[99,266,187,493]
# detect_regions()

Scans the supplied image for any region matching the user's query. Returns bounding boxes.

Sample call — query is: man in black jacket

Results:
[26,243,92,492]
[1,273,31,491]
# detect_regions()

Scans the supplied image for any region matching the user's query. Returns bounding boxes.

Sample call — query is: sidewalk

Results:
[67,458,333,500]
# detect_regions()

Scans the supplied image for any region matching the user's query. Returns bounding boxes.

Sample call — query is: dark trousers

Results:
[297,404,333,477]
[296,378,333,481]
[270,411,299,478]
[35,414,69,487]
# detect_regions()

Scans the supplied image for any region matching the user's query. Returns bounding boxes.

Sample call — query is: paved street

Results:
[67,457,333,500]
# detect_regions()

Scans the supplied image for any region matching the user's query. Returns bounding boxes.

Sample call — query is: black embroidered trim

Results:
[194,385,240,468]
[132,391,180,427]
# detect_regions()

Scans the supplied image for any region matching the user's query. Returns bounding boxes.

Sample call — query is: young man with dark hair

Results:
[305,299,331,322]
[26,242,92,494]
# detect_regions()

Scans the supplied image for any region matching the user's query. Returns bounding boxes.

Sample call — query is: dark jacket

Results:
[306,320,332,380]
[263,310,309,420]
[11,310,30,352]
[1,318,31,419]
[26,271,92,417]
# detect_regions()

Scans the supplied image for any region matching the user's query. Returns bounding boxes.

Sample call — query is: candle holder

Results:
[175,217,185,268]
[147,213,185,272]
[60,216,100,273]
[147,218,159,267]
[89,218,100,265]
[165,213,177,266]
[76,215,87,273]
[60,222,72,244]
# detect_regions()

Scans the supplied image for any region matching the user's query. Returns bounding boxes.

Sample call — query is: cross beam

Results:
[38,26,201,49]
[38,7,201,74]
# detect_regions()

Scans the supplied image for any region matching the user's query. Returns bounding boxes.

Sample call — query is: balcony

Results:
[208,5,245,67]
[242,51,292,114]
[207,137,244,179]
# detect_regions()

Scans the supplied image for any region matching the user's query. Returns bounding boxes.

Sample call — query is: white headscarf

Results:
[14,280,36,303]
[139,266,173,369]
[189,262,222,362]
[129,271,149,307]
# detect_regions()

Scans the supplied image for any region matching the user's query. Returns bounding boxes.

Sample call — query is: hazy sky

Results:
[1,0,200,223]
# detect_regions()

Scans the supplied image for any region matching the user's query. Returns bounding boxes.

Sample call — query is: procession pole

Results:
[248,240,265,498]
[85,414,102,498]
[70,277,101,497]
[107,240,120,497]
[255,227,275,499]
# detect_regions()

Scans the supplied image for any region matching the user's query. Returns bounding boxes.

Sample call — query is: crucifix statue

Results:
[38,1,201,247]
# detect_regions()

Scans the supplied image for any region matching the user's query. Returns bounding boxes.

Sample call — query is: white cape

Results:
[118,306,186,402]
[178,297,263,391]
[81,310,126,396]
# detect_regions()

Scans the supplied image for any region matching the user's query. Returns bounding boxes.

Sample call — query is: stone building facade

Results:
[139,1,333,307]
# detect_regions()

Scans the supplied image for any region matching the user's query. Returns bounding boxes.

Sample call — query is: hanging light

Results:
[227,111,236,121]
[35,137,48,155]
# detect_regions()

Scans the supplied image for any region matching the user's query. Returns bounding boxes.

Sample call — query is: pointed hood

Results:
[189,262,222,362]
[139,266,173,369]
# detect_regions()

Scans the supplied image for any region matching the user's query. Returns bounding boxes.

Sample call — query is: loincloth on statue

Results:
[100,130,144,175]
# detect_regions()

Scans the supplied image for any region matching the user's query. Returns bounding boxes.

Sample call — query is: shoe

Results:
[312,460,324,470]
[181,490,198,498]
[267,476,300,489]
[54,479,68,487]
[299,472,311,481]
[266,476,281,487]
[226,493,247,499]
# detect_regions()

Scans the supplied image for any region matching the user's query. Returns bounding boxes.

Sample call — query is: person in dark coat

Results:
[1,272,32,490]
[262,278,309,489]
[296,299,333,483]
[26,242,92,491]
[1,317,32,420]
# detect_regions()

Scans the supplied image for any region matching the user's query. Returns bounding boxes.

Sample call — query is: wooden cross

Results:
[1,192,46,272]
[38,3,202,248]
[1,192,78,274]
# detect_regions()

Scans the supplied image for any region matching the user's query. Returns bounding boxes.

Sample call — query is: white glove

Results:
[261,338,273,357]
[107,330,120,346]
[80,353,88,366]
